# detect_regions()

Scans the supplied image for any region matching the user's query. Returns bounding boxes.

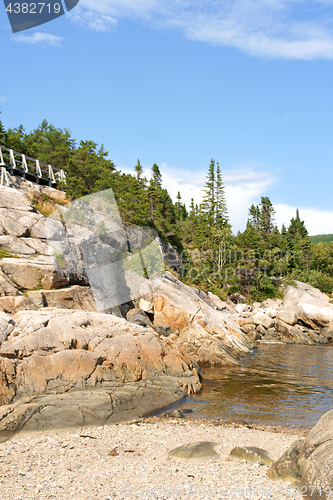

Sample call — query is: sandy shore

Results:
[0,417,305,500]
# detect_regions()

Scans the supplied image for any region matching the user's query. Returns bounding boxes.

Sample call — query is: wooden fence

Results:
[0,146,65,187]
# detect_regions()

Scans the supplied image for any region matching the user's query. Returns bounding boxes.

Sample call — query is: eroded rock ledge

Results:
[0,309,201,441]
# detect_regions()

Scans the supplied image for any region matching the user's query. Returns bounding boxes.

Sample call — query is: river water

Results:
[164,344,333,429]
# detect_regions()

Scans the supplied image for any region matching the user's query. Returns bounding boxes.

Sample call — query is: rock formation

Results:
[0,309,201,441]
[234,282,333,345]
[268,408,333,499]
[0,183,254,365]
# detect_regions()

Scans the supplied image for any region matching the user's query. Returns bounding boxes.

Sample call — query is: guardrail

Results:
[0,146,65,187]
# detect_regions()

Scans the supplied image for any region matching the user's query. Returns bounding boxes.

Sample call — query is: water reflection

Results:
[165,344,333,428]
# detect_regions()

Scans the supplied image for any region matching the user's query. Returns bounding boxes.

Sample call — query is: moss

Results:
[0,249,19,260]
[52,250,67,270]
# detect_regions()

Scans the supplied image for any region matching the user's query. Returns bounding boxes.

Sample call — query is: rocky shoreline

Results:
[0,416,305,500]
[1,179,333,497]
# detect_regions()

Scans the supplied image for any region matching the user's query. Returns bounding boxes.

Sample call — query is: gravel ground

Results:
[0,417,305,500]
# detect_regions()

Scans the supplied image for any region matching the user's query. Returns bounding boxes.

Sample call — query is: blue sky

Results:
[1,0,333,235]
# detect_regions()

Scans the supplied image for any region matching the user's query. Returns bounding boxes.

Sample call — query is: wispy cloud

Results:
[120,162,276,232]
[79,0,333,59]
[277,112,291,121]
[275,204,333,236]
[69,6,117,32]
[12,31,64,47]
[118,161,333,234]
[0,96,8,103]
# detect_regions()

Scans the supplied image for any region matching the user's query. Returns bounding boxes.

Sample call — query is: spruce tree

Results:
[215,161,228,228]
[200,159,215,224]
[248,204,261,231]
[259,197,275,236]
[0,113,7,148]
[134,159,144,181]
[288,209,308,239]
[151,163,162,188]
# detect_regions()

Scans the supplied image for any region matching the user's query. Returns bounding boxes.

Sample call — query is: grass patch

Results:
[30,193,69,218]
[0,249,19,260]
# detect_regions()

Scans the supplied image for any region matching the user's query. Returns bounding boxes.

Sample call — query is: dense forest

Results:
[310,234,333,244]
[1,116,333,300]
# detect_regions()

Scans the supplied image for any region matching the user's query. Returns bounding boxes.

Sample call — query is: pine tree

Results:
[288,209,308,239]
[151,163,162,188]
[248,204,261,231]
[286,209,311,274]
[259,197,275,236]
[175,191,183,219]
[200,159,215,224]
[0,113,7,148]
[215,161,228,228]
[134,159,144,181]
[147,164,162,220]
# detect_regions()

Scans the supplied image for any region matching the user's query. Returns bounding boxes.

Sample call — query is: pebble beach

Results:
[0,417,305,500]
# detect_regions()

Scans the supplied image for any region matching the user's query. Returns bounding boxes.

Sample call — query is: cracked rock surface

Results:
[0,309,201,442]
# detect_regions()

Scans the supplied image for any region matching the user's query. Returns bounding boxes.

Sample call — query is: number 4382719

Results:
[6,3,62,14]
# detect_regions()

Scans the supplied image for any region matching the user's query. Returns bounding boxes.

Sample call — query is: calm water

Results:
[159,344,333,428]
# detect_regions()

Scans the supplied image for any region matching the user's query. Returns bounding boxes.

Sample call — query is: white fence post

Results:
[48,164,55,185]
[9,149,16,174]
[22,154,28,176]
[1,167,10,186]
[35,160,42,182]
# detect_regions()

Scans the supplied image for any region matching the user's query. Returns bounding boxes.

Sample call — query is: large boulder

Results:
[151,272,254,365]
[0,309,201,441]
[268,409,333,499]
[283,281,333,329]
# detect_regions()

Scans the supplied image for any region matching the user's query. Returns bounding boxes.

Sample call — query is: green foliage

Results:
[0,249,18,259]
[0,112,7,148]
[310,234,333,244]
[307,270,333,294]
[2,112,332,303]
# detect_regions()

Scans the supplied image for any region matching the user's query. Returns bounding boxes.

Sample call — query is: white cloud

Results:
[275,204,333,236]
[78,0,333,59]
[120,163,276,232]
[118,162,333,235]
[0,96,8,103]
[12,32,64,47]
[69,6,117,32]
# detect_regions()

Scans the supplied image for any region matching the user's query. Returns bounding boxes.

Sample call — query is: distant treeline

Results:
[310,234,333,244]
[1,115,332,300]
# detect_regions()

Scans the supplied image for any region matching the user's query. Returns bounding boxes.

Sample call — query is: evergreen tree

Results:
[64,140,116,199]
[151,163,162,188]
[215,161,228,228]
[175,191,187,221]
[287,209,311,275]
[0,113,7,148]
[6,125,26,153]
[288,209,308,239]
[259,196,275,236]
[248,204,261,231]
[134,159,144,181]
[200,159,216,223]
